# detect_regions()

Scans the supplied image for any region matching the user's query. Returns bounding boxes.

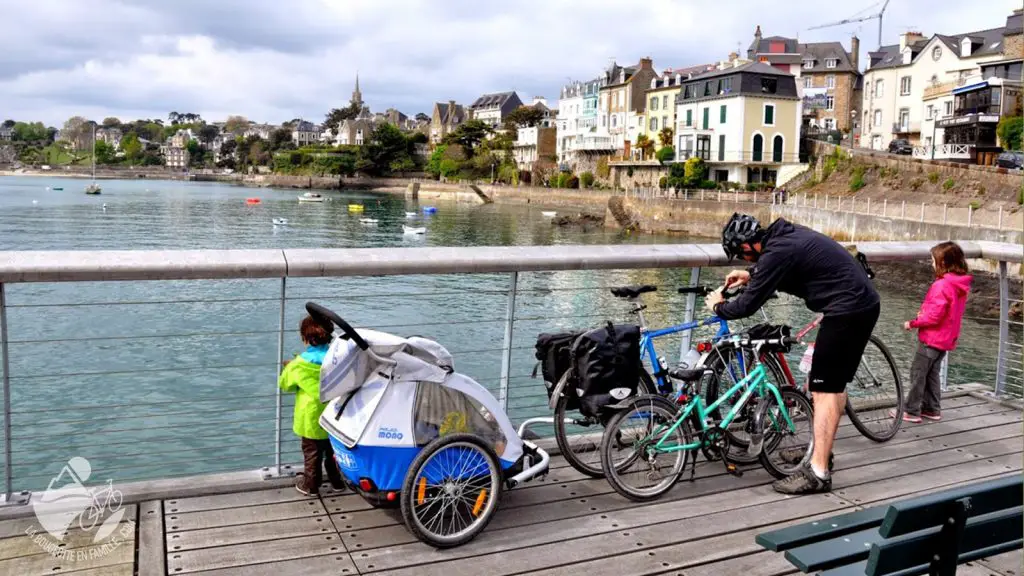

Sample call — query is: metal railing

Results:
[0,241,1019,503]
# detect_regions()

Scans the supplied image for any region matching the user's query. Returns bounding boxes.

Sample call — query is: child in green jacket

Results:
[279,315,345,496]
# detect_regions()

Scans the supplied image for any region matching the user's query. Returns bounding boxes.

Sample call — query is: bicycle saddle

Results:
[609,285,657,298]
[668,367,706,382]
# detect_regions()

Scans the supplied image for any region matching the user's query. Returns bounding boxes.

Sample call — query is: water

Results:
[0,176,1009,490]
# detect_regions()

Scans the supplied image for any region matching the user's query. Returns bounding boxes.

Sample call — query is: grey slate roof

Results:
[694,61,795,80]
[469,91,518,109]
[871,26,1009,70]
[435,102,466,124]
[798,42,857,73]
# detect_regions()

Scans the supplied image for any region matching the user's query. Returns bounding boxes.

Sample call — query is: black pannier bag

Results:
[570,322,642,418]
[533,330,584,409]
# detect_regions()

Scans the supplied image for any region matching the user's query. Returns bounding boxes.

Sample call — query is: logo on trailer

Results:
[377,427,404,441]
[335,451,357,470]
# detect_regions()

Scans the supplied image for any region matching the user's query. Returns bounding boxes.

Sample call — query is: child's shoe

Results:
[921,411,942,421]
[890,409,921,423]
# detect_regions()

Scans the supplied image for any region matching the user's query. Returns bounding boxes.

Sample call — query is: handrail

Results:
[0,241,1017,284]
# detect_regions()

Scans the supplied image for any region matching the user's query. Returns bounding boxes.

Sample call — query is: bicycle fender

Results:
[548,371,571,411]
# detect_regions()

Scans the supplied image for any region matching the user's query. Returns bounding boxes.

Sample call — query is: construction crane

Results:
[807,0,891,49]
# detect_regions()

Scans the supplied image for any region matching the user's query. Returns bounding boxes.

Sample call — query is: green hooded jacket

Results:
[278,356,329,440]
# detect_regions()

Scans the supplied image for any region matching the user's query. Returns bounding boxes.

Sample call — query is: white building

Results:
[243,124,275,140]
[467,91,523,130]
[861,23,1011,152]
[291,120,321,146]
[556,77,610,163]
[512,126,556,171]
[161,146,189,169]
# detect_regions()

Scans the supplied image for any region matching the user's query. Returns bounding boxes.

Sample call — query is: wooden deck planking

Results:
[139,500,167,576]
[166,533,353,574]
[975,549,1023,576]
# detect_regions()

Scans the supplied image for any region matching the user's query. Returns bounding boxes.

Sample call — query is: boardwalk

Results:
[0,392,1021,576]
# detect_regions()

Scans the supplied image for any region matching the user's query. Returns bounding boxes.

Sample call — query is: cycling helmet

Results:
[721,213,764,260]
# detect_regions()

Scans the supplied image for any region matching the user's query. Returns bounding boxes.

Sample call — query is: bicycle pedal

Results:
[724,462,743,477]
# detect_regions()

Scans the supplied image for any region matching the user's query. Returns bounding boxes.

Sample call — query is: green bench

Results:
[755,475,1022,575]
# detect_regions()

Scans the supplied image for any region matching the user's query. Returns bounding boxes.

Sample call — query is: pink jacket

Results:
[910,273,972,351]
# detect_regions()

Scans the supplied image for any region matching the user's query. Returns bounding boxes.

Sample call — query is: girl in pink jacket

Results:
[900,242,972,423]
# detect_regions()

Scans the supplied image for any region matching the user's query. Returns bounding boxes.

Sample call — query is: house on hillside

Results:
[0,126,13,141]
[430,100,468,144]
[598,58,658,156]
[635,64,716,160]
[556,75,611,167]
[468,91,523,130]
[243,124,275,141]
[291,120,321,146]
[513,125,557,171]
[96,127,123,149]
[674,61,801,185]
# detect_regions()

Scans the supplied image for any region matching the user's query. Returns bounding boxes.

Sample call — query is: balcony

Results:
[576,136,616,151]
[912,144,974,160]
[891,121,921,134]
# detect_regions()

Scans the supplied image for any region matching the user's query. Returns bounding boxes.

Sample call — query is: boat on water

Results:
[541,211,557,217]
[85,125,102,195]
[404,212,417,218]
[246,197,261,205]
[52,187,63,191]
[422,206,437,214]
[402,225,426,235]
[298,193,325,203]
[348,204,364,212]
[359,218,379,225]
[272,218,288,226]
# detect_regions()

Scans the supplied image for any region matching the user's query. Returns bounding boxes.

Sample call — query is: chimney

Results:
[899,31,924,52]
[728,51,739,62]
[639,57,653,69]
[850,35,860,71]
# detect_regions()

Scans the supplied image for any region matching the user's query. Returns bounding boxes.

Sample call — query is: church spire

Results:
[351,72,363,108]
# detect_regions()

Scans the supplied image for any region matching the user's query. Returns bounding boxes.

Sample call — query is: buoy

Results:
[423,206,437,214]
[246,198,261,204]
[348,204,364,212]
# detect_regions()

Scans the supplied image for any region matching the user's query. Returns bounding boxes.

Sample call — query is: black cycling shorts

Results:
[809,303,880,394]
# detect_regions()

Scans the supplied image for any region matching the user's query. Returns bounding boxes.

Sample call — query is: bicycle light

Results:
[696,342,712,353]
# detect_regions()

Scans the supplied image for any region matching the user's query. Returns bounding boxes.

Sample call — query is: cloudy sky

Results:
[1,0,1018,127]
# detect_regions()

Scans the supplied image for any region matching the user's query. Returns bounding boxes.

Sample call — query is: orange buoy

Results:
[246,198,261,204]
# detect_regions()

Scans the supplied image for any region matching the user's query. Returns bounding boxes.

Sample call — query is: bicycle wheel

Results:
[599,394,691,502]
[757,388,815,480]
[845,335,903,442]
[554,370,654,478]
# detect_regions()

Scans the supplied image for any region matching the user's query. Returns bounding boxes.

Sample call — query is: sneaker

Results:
[772,465,832,495]
[295,480,317,497]
[778,449,835,472]
[890,409,921,423]
[921,411,942,421]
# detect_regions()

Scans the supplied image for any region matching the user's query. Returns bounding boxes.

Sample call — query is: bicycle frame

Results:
[640,316,735,392]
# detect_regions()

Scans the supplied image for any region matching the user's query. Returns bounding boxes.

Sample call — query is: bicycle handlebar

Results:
[305,302,369,351]
[677,285,778,300]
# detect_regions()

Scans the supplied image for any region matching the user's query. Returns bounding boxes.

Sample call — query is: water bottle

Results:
[679,348,701,370]
[657,355,668,371]
[799,343,815,374]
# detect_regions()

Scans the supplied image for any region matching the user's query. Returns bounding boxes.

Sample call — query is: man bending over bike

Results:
[705,213,880,494]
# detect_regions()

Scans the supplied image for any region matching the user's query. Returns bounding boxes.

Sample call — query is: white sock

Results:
[811,462,829,479]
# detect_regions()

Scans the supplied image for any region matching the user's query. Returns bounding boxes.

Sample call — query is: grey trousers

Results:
[906,342,945,416]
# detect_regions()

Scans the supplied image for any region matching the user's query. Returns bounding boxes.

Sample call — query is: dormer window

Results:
[803,59,814,69]
[825,58,838,68]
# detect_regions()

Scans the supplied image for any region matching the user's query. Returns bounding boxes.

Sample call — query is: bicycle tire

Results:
[756,388,815,480]
[599,394,691,502]
[845,335,904,442]
[554,370,654,478]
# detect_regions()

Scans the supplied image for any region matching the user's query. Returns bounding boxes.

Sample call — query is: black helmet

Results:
[721,213,764,260]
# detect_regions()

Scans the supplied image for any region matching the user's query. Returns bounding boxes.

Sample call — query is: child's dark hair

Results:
[931,241,969,277]
[300,315,333,346]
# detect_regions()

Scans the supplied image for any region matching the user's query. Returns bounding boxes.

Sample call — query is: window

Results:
[804,77,813,89]
[702,107,709,129]
[704,82,711,96]
[685,109,692,126]
[898,108,910,130]
[764,104,775,126]
[826,96,834,110]
[720,105,727,123]
[926,105,934,120]
[772,135,784,162]
[944,101,953,116]
[826,75,835,89]
[718,135,725,161]
[721,78,732,93]
[825,58,838,69]
[932,46,942,61]
[683,85,692,99]
[650,97,658,111]
[761,77,778,94]
[611,115,617,127]
[803,60,814,70]
[662,116,668,130]
[650,117,658,131]
[752,134,764,162]
[875,80,884,98]
[900,76,912,95]
[930,74,939,86]
[662,95,669,109]
[873,109,882,127]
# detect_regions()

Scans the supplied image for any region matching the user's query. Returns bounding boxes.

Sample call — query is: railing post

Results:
[679,267,701,360]
[967,205,973,228]
[753,191,757,204]
[920,202,925,222]
[718,190,722,202]
[901,200,906,219]
[995,261,1008,396]
[883,198,887,217]
[498,271,518,411]
[998,206,1003,230]
[943,204,947,225]
[814,194,818,208]
[0,283,11,504]
[866,197,871,215]
[851,197,856,213]
[825,195,829,210]
[940,353,949,392]
[274,277,286,477]
[701,189,705,202]
[735,189,739,203]
[837,196,842,211]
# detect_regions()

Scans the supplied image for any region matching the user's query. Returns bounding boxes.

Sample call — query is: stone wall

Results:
[608,161,668,190]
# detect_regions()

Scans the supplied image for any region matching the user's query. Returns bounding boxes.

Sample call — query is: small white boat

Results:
[359,218,379,225]
[405,212,417,218]
[402,225,426,235]
[272,218,288,226]
[298,193,324,203]
[541,211,557,218]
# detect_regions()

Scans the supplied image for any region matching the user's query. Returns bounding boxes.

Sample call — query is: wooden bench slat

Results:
[821,540,1024,576]
[783,525,884,572]
[879,476,1023,538]
[754,506,886,552]
[867,506,1023,575]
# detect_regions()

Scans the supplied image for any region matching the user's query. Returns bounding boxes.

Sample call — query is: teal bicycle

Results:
[599,330,815,502]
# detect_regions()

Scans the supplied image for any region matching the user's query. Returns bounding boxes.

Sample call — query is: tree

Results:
[658,126,674,148]
[219,138,237,162]
[269,128,294,151]
[407,131,428,145]
[324,103,361,134]
[102,117,121,128]
[168,111,180,125]
[682,157,707,187]
[580,171,595,188]
[12,121,47,142]
[224,115,250,134]
[363,123,413,175]
[635,134,655,160]
[503,106,545,130]
[426,145,447,178]
[2,119,14,128]
[997,116,1023,151]
[61,116,91,150]
[120,133,142,164]
[94,140,116,164]
[390,156,417,174]
[199,124,220,146]
[442,119,491,156]
[655,145,675,164]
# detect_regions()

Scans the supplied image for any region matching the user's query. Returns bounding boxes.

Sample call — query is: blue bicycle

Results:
[551,284,766,478]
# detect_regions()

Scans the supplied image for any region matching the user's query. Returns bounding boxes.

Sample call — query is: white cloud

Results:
[0,0,1018,126]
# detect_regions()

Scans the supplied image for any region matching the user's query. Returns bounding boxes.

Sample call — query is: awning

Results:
[952,81,989,95]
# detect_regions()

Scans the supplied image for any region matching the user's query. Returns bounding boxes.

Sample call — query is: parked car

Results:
[887,139,913,155]
[996,151,1024,170]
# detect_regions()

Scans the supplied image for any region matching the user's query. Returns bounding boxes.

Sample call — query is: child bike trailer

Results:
[307,303,550,548]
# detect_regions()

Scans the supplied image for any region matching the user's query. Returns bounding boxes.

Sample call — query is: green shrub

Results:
[1019,182,1024,205]
[849,165,866,192]
[927,171,940,184]
[565,175,580,189]
[997,116,1023,151]
[659,175,668,189]
[683,157,707,187]
[655,146,675,164]
[942,178,955,191]
[699,180,718,189]
[626,166,634,177]
[596,156,610,178]
[580,171,595,188]
[910,178,924,191]
[969,200,981,210]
